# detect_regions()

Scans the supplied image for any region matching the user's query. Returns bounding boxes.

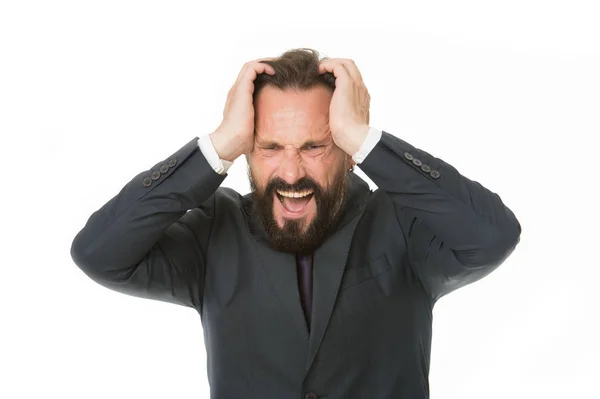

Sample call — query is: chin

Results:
[276,214,315,231]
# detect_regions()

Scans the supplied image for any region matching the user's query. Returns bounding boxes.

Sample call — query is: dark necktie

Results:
[297,254,313,329]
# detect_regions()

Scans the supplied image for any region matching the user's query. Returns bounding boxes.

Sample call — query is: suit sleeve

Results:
[358,131,522,302]
[70,137,227,309]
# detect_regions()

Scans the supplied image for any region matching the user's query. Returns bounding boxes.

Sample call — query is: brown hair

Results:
[253,48,335,101]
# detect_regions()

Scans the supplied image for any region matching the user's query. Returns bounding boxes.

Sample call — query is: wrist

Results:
[335,124,370,156]
[209,130,238,162]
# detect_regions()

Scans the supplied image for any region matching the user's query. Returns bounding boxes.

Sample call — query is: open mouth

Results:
[275,190,315,214]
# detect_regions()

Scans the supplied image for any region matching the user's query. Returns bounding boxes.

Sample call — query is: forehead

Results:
[255,85,332,144]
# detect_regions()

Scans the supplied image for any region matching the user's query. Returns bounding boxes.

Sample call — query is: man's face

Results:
[247,85,353,254]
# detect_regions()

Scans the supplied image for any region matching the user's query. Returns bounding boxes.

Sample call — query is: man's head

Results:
[246,48,355,254]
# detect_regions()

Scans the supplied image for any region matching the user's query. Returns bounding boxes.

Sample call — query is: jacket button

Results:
[421,164,431,173]
[430,170,440,179]
[159,164,169,173]
[142,177,152,187]
[403,152,413,161]
[412,158,423,166]
[167,158,177,167]
[304,393,318,399]
[151,171,161,180]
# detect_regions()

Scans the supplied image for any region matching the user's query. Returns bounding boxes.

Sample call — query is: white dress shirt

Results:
[197,127,382,175]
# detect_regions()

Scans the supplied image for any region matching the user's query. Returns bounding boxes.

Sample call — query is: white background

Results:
[1,1,599,398]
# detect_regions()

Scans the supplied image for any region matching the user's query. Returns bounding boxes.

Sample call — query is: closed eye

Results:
[260,144,326,151]
[261,144,283,151]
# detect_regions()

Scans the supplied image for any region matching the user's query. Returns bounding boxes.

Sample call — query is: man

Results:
[71,48,521,398]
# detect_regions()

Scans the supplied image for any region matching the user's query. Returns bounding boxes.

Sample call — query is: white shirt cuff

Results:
[352,126,382,164]
[197,135,234,175]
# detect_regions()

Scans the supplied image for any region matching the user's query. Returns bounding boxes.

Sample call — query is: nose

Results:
[278,148,306,185]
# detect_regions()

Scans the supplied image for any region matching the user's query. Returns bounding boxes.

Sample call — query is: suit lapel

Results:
[304,205,365,373]
[252,239,311,343]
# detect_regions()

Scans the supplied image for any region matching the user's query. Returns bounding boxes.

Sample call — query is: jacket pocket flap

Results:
[340,254,392,291]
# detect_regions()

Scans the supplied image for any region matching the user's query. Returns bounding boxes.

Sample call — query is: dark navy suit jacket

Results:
[71,131,521,398]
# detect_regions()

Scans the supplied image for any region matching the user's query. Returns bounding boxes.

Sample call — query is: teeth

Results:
[276,190,313,198]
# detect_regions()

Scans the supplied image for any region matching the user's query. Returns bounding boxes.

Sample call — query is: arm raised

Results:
[359,131,521,302]
[70,137,226,309]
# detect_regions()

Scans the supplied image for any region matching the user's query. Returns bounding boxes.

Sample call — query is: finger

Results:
[343,59,363,82]
[319,58,362,82]
[256,57,277,73]
[318,59,351,86]
[233,58,276,93]
[233,58,276,87]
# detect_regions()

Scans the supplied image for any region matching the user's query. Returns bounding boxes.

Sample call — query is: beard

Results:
[248,164,351,254]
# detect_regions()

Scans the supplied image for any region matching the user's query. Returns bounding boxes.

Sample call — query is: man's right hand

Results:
[210,58,276,162]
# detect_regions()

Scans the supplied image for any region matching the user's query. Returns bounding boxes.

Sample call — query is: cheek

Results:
[250,160,278,189]
[306,151,346,186]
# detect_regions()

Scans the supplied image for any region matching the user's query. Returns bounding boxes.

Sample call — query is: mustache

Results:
[265,177,321,195]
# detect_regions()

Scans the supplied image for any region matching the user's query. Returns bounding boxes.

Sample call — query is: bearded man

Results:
[71,48,521,399]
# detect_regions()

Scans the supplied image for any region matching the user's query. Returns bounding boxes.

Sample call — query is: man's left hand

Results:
[318,58,371,156]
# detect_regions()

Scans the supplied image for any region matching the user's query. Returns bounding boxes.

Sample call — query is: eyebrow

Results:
[257,139,330,149]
